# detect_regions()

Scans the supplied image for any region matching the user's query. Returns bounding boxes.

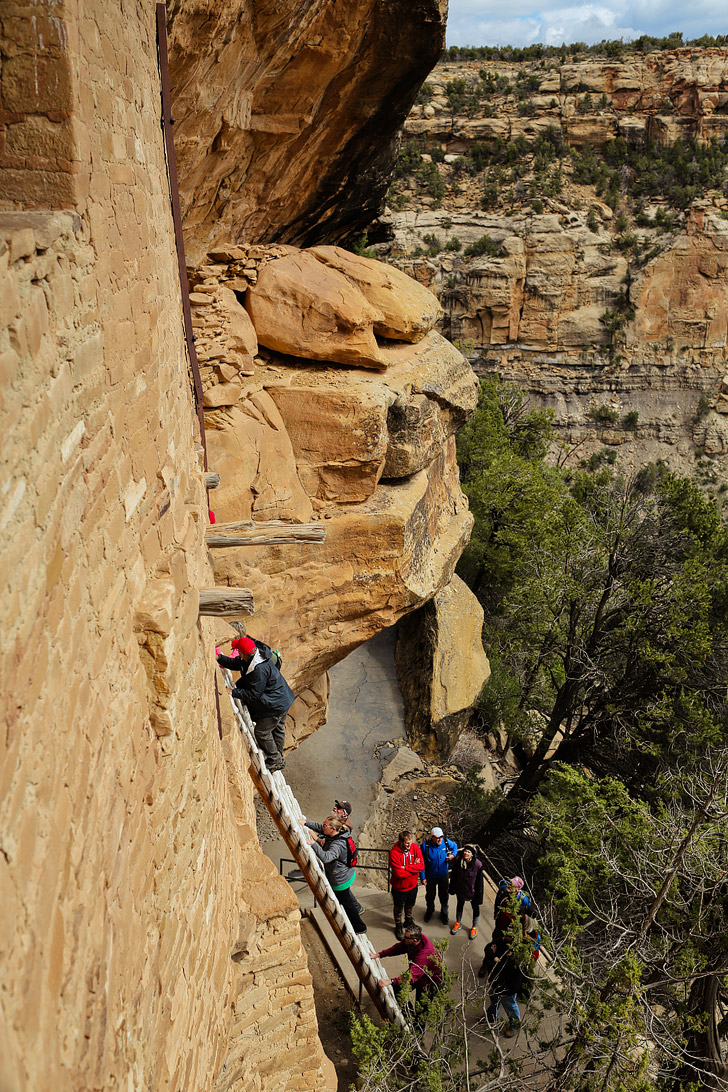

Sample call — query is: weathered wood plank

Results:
[198,588,254,616]
[206,520,325,547]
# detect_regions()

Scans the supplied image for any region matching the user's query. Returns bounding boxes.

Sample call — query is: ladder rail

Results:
[219,667,407,1028]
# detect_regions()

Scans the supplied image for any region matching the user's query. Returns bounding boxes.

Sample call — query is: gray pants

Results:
[254,712,287,764]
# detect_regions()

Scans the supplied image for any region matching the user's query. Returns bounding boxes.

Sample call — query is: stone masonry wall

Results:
[0,4,330,1091]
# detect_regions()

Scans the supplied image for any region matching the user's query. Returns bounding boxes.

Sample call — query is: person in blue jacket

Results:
[420,826,458,925]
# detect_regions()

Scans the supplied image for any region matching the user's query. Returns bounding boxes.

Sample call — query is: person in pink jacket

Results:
[376,924,443,1007]
[389,830,425,939]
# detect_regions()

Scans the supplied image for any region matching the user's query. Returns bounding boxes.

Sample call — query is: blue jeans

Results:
[487,992,520,1029]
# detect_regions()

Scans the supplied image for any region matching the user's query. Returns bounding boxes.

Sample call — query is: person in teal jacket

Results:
[420,827,458,925]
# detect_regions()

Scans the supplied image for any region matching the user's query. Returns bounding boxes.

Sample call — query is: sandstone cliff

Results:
[190,242,479,744]
[375,49,728,486]
[166,0,447,263]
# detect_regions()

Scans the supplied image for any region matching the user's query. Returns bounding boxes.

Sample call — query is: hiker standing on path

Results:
[376,924,443,1007]
[420,827,457,925]
[217,635,294,773]
[389,831,424,940]
[449,844,484,939]
[485,934,523,1038]
[302,815,367,934]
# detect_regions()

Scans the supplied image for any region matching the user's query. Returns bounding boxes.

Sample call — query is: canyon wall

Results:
[377,49,728,483]
[0,2,482,1090]
[0,3,336,1089]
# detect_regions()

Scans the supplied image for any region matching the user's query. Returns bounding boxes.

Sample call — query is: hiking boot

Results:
[404,918,415,930]
[440,910,449,925]
[355,925,368,934]
[395,923,405,940]
[268,759,285,772]
[503,1028,517,1039]
[423,909,434,923]
[450,922,461,935]
[469,926,478,939]
[477,963,488,979]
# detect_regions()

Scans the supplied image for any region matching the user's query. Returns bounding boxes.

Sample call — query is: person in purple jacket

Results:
[376,925,443,1006]
[449,844,485,939]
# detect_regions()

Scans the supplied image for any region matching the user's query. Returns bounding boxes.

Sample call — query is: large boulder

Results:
[245,250,387,368]
[205,391,313,523]
[256,330,478,502]
[395,575,490,762]
[309,245,442,341]
[209,440,473,694]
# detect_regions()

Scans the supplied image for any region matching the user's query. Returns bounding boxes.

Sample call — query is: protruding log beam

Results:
[198,588,254,616]
[206,520,326,548]
[205,472,221,490]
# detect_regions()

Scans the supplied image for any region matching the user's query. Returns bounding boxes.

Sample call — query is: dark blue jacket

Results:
[218,650,294,720]
[420,836,458,881]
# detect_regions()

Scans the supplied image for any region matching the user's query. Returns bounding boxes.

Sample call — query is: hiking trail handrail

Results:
[219,666,407,1027]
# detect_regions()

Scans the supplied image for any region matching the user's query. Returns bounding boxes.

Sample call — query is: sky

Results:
[445,1,728,48]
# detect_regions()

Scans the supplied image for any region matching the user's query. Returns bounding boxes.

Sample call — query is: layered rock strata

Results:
[166,0,448,262]
[405,49,728,152]
[381,205,728,477]
[377,49,728,479]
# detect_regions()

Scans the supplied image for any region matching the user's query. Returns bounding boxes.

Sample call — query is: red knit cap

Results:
[231,636,256,655]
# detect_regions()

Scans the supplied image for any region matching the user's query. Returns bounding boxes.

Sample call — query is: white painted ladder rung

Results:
[219,667,406,1027]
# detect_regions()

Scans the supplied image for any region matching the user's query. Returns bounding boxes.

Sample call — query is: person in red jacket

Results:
[389,830,424,939]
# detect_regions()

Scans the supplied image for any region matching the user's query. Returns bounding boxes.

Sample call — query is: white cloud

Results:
[445,0,728,47]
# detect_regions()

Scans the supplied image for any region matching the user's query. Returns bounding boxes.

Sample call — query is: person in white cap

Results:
[419,826,458,925]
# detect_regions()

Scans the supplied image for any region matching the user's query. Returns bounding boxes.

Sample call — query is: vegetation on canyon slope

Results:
[443,32,728,64]
[390,121,728,220]
[460,380,728,1088]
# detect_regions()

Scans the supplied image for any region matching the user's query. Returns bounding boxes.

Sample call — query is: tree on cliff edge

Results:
[458,380,728,843]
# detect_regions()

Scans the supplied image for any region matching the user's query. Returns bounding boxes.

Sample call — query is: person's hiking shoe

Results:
[478,962,488,978]
[504,1028,517,1038]
[404,917,415,930]
[450,922,461,935]
[469,926,478,939]
[440,910,449,925]
[395,923,405,940]
[355,925,367,934]
[268,760,285,772]
[424,909,433,923]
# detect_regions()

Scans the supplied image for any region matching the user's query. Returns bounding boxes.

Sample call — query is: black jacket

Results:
[218,650,294,720]
[490,949,523,997]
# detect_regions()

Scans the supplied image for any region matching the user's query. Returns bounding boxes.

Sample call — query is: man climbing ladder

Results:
[217,635,295,771]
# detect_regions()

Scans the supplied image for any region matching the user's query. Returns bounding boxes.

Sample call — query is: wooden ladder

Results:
[220,666,407,1028]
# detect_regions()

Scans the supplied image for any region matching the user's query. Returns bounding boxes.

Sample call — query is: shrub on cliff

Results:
[464,233,500,258]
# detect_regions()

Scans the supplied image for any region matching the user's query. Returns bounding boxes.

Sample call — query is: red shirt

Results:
[389,842,424,892]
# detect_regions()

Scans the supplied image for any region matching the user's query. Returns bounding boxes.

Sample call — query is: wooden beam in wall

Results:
[206,521,326,548]
[198,589,255,616]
